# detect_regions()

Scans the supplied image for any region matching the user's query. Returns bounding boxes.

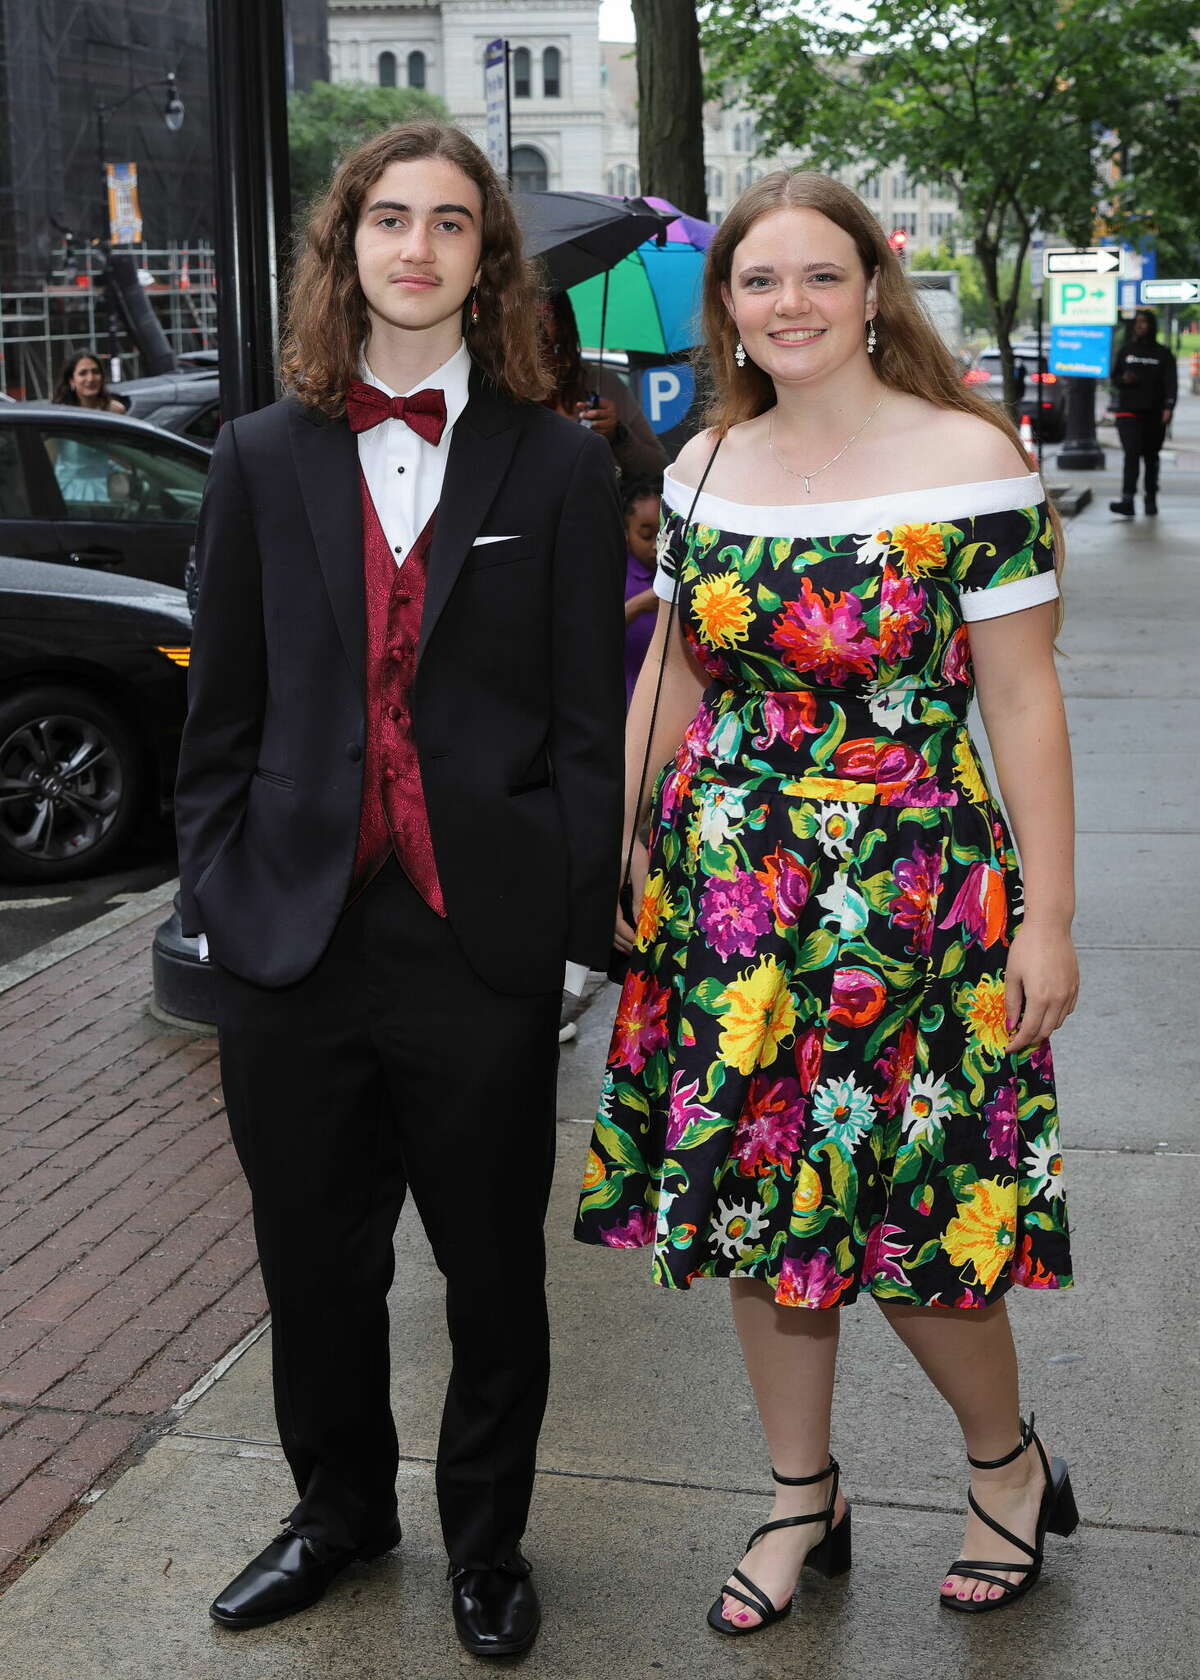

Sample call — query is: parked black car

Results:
[111,370,220,446]
[0,555,191,882]
[0,406,209,589]
[964,344,1067,442]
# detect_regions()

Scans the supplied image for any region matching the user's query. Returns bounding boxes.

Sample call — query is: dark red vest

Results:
[349,473,446,914]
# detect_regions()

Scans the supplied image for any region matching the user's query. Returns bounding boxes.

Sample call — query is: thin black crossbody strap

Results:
[619,436,723,899]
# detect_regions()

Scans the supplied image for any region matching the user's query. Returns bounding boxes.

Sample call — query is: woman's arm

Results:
[613,599,706,949]
[968,600,1079,1051]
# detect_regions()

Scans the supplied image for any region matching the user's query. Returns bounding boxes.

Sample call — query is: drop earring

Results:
[469,288,480,327]
[866,320,877,355]
[734,339,747,368]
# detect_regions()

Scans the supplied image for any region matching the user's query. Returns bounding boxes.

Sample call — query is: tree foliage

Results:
[288,81,451,214]
[909,245,1031,340]
[702,0,1200,401]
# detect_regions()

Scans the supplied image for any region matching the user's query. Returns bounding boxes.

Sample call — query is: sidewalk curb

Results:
[0,878,179,1001]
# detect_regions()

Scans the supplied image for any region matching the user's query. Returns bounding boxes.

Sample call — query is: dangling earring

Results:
[866,319,877,355]
[734,339,747,368]
[469,287,480,327]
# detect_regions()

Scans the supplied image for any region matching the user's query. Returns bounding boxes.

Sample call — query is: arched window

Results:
[512,46,531,98]
[407,50,426,90]
[607,162,638,197]
[542,45,561,97]
[378,51,397,88]
[511,145,548,192]
[705,165,724,200]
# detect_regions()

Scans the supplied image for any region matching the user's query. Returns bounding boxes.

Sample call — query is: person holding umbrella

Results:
[542,289,667,479]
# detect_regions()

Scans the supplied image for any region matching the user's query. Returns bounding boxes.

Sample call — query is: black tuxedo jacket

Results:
[174,366,626,994]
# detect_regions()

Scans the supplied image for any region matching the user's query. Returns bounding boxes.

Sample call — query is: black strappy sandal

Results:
[707,1459,851,1637]
[941,1414,1078,1614]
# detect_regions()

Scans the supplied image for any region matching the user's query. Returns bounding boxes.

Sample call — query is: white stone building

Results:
[328,1,607,192]
[327,2,961,247]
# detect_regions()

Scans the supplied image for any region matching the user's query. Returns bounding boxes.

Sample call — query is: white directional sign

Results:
[1048,273,1118,327]
[1138,278,1200,305]
[1042,246,1124,277]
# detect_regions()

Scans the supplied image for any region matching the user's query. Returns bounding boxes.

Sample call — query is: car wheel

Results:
[0,686,145,882]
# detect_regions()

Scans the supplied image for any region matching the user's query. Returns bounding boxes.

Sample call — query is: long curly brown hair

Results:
[280,122,549,413]
[699,170,1065,587]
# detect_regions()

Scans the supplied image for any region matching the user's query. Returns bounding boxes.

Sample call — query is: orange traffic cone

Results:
[1019,413,1036,465]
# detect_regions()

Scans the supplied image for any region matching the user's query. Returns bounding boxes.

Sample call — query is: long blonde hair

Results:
[699,171,1066,587]
[280,122,550,414]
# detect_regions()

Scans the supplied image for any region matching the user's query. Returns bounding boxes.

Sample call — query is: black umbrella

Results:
[513,191,672,292]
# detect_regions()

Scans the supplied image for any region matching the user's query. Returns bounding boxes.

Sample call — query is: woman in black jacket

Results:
[1109,309,1177,517]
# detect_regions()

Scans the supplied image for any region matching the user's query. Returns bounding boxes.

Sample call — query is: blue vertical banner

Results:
[1048,324,1113,380]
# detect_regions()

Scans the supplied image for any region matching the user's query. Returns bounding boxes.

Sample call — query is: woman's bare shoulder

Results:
[924,405,1030,481]
[668,427,724,489]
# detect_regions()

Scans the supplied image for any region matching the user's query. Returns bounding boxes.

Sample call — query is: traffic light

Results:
[888,228,909,257]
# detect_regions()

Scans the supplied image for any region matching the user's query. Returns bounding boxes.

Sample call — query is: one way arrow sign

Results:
[1043,247,1124,277]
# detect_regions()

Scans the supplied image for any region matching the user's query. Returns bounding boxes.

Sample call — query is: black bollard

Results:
[1056,377,1105,470]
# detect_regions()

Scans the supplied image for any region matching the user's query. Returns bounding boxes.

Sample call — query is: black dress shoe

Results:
[1145,495,1158,516]
[1109,499,1135,517]
[209,1515,401,1629]
[450,1552,540,1658]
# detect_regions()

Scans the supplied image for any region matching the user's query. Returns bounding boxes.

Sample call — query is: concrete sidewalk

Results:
[0,398,1196,1678]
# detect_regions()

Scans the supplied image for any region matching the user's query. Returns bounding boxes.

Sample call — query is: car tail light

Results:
[1041,401,1054,409]
[963,368,990,385]
[157,646,190,667]
[1030,372,1058,384]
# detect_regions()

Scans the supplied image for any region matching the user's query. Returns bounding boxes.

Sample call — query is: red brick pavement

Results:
[0,908,265,1585]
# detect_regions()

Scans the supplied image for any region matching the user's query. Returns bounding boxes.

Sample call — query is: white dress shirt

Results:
[198,338,589,997]
[356,340,472,563]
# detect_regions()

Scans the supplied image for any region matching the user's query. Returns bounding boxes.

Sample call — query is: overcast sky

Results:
[599,1,636,41]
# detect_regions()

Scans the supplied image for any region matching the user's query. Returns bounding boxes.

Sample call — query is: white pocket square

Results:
[472,534,521,545]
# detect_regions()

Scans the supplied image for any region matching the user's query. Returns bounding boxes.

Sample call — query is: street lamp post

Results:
[204,0,292,419]
[93,73,186,379]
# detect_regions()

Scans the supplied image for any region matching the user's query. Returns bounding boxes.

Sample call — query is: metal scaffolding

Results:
[0,242,218,398]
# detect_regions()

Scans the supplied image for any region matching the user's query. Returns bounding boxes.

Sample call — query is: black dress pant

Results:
[214,857,560,1567]
[1116,413,1167,497]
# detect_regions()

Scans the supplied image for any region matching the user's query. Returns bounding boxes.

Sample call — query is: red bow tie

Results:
[345,380,448,445]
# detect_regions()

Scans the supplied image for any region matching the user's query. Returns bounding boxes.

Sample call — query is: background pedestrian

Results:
[1108,308,1177,518]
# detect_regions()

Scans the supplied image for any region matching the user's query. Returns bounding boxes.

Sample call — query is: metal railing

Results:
[0,243,218,399]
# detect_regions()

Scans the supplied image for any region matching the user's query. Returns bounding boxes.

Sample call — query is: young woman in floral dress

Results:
[575,173,1079,1631]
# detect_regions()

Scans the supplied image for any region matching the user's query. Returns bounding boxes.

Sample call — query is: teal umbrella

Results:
[567,198,714,354]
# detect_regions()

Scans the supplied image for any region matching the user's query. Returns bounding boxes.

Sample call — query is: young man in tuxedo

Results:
[174,123,625,1656]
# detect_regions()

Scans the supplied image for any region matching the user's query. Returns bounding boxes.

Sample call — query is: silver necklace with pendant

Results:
[768,397,885,494]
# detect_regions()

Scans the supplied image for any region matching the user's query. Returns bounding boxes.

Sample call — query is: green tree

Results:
[908,244,1031,340]
[288,81,450,214]
[703,0,1200,405]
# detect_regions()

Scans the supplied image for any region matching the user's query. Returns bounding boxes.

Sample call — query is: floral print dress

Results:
[574,470,1072,1309]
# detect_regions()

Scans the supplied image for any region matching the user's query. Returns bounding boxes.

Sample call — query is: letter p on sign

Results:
[641,364,695,433]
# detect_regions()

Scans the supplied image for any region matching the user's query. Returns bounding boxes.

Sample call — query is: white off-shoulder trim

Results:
[959,568,1059,621]
[661,468,1045,538]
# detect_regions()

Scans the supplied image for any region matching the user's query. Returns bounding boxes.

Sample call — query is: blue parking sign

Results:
[1048,324,1113,380]
[640,363,695,434]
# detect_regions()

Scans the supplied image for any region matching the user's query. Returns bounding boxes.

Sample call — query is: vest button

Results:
[346,743,362,762]
[384,767,397,783]
[388,705,402,721]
